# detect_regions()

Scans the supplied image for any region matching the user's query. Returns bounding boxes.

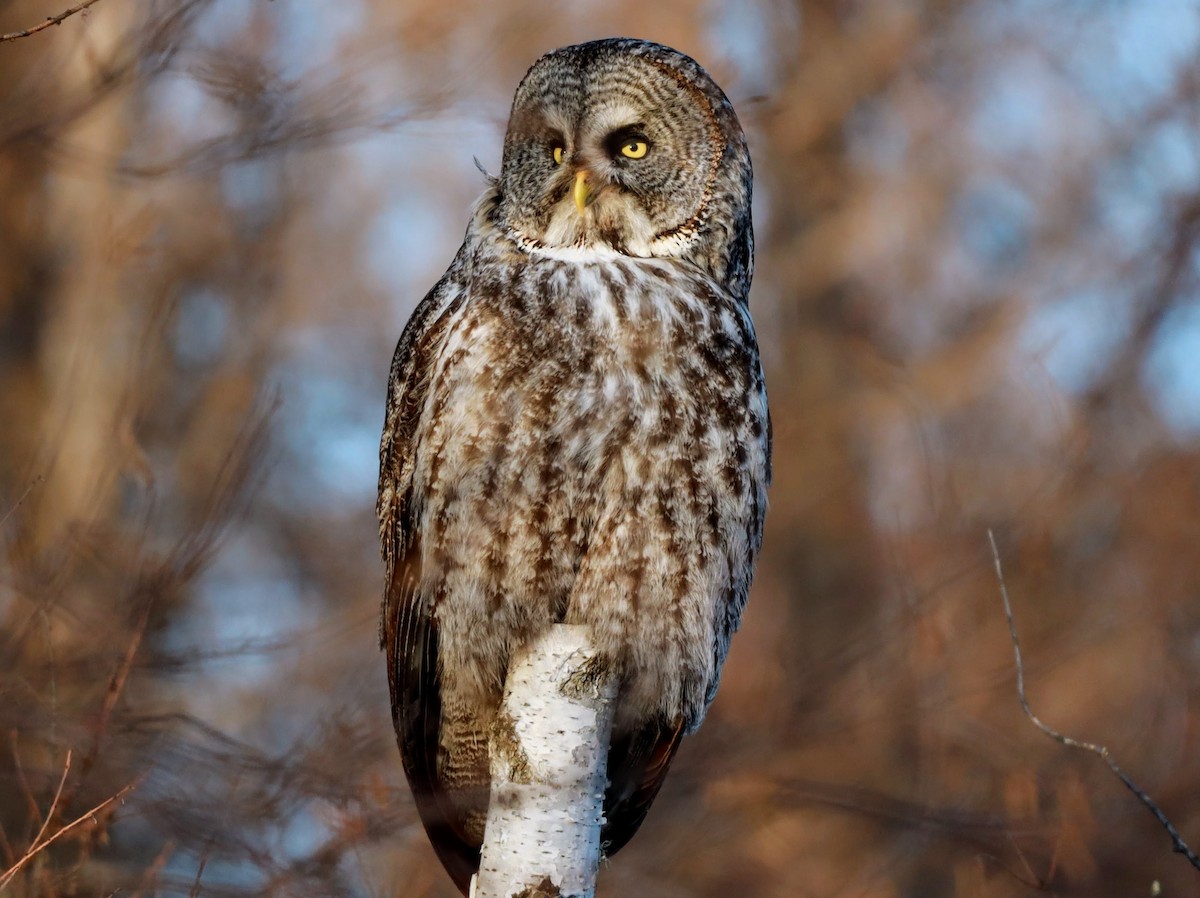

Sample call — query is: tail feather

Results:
[601,717,685,856]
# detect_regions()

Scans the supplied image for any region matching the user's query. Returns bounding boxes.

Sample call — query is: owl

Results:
[378,38,770,893]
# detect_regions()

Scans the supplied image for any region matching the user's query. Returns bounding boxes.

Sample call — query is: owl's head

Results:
[495,38,753,298]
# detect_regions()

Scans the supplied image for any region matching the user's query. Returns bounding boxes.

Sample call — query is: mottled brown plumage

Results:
[378,38,770,894]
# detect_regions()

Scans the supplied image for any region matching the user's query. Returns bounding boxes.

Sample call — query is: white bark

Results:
[473,624,617,898]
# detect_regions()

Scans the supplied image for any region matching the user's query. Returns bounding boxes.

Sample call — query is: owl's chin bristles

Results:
[530,192,667,259]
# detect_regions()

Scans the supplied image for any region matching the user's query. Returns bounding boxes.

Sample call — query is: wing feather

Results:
[378,272,479,895]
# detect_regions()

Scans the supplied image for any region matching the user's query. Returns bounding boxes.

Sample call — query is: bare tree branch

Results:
[0,0,106,43]
[0,774,137,890]
[25,750,72,860]
[987,529,1200,873]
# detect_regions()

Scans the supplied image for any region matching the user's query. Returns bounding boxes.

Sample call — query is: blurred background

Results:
[2,1,1199,895]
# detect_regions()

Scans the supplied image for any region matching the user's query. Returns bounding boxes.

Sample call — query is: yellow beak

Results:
[573,170,591,214]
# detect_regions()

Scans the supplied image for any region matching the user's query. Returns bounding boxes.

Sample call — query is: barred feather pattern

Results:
[378,37,770,894]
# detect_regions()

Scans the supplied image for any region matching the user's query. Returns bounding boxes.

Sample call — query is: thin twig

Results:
[0,779,136,890]
[79,598,152,778]
[1004,830,1047,890]
[0,475,43,530]
[26,751,72,861]
[186,844,209,898]
[0,0,106,43]
[987,529,1200,872]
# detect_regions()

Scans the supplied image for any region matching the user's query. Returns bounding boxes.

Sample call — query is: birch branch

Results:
[473,624,617,898]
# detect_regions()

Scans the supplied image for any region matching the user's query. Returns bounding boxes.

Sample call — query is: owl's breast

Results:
[411,254,767,702]
[422,255,761,519]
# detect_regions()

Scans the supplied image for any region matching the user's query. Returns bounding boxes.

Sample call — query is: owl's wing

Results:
[378,269,464,621]
[383,541,479,894]
[378,273,479,895]
[600,716,685,857]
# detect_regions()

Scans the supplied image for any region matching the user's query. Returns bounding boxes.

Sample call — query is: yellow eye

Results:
[552,145,565,165]
[620,139,648,159]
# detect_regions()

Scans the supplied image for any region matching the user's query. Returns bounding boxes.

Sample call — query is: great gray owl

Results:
[378,37,770,893]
